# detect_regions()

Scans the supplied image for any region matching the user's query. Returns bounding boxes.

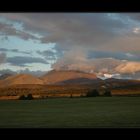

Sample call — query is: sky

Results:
[0,13,140,79]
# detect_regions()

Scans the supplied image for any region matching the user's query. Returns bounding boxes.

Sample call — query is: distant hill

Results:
[0,73,13,80]
[40,70,98,84]
[0,70,140,98]
[104,78,140,88]
[56,77,103,85]
[0,70,140,90]
[0,74,44,87]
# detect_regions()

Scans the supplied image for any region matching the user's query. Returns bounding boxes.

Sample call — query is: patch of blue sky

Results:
[22,62,52,71]
[0,16,13,25]
[0,62,51,72]
[0,63,23,71]
[12,21,24,30]
[0,63,29,72]
[6,51,32,58]
[107,13,130,25]
[0,36,56,55]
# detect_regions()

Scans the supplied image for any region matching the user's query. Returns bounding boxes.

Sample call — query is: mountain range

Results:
[0,70,97,87]
[0,70,140,88]
[0,69,140,98]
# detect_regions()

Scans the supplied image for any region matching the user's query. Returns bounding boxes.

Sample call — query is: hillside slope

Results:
[0,74,44,87]
[40,70,97,84]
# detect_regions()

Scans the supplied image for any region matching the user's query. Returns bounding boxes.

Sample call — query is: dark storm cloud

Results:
[0,13,127,48]
[40,14,127,49]
[11,49,31,54]
[0,13,139,53]
[88,51,140,61]
[7,56,48,66]
[0,48,7,51]
[36,50,57,60]
[0,22,38,41]
[0,13,139,50]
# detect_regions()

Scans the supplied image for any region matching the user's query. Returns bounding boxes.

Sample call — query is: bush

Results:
[27,94,33,100]
[103,90,112,97]
[70,94,73,98]
[80,94,84,98]
[86,89,100,97]
[18,94,33,100]
[19,95,26,100]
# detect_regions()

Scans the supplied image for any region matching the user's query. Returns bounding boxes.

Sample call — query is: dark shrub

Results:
[86,89,100,97]
[19,95,26,100]
[70,94,73,98]
[80,94,84,98]
[103,90,112,97]
[27,94,33,100]
[18,94,33,100]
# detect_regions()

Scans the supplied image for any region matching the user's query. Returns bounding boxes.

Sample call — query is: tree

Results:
[86,89,100,97]
[27,94,33,100]
[19,95,26,100]
[103,90,112,97]
[70,94,73,98]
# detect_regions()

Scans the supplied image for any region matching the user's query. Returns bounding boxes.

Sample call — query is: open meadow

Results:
[0,97,140,128]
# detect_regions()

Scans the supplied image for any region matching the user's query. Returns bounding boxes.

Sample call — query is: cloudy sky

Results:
[0,13,140,79]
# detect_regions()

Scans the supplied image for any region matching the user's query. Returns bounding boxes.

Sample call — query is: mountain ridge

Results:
[40,69,97,84]
[0,73,44,87]
[0,70,140,88]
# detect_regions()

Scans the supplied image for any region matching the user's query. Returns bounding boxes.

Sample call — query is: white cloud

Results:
[125,53,135,57]
[133,27,140,34]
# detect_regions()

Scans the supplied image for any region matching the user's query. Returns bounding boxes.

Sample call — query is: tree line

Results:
[18,89,112,100]
[86,89,112,97]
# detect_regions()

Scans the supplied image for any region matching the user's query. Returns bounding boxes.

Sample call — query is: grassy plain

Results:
[0,97,140,128]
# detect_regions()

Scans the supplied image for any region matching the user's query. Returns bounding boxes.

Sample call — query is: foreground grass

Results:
[0,97,140,128]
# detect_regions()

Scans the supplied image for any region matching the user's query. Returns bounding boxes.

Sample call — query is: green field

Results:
[0,97,140,128]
